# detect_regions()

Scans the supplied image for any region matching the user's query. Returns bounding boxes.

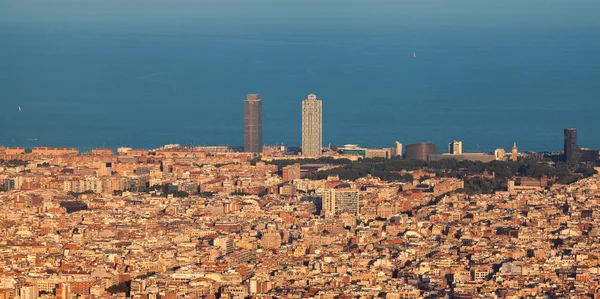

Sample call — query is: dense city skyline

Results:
[2,0,599,298]
[1,127,599,298]
[3,90,596,154]
[2,1,599,152]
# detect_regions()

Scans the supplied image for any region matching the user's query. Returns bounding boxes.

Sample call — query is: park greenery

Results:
[106,282,130,295]
[1,159,29,167]
[176,191,189,198]
[135,272,156,280]
[257,157,352,168]
[68,190,96,198]
[302,156,597,194]
[1,155,596,197]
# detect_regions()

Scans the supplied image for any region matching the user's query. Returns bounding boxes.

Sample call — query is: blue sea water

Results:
[0,0,599,152]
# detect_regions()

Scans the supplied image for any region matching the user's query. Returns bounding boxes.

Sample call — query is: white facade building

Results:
[302,94,322,157]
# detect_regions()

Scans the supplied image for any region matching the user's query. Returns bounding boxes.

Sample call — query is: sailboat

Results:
[413,52,416,58]
[18,106,22,112]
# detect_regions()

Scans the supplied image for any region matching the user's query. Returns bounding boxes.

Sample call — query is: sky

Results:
[2,0,600,26]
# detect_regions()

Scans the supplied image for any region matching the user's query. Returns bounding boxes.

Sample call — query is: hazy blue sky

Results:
[2,0,600,27]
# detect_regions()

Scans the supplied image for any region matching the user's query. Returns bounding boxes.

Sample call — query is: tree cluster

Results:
[305,156,596,194]
[264,157,352,169]
[106,282,130,295]
[2,159,29,167]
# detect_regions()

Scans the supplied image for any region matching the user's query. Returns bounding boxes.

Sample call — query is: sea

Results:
[1,0,599,153]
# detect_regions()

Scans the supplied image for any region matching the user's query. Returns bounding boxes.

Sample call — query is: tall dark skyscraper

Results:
[244,94,262,153]
[564,128,579,164]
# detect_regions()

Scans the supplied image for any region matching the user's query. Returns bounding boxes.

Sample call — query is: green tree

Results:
[199,191,215,198]
[149,184,163,192]
[106,282,129,295]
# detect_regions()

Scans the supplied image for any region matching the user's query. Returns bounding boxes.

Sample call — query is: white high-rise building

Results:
[20,286,38,299]
[302,94,322,157]
[448,140,463,155]
[322,188,359,216]
[395,141,403,157]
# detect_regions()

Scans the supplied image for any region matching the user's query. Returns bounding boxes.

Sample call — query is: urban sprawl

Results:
[1,94,600,299]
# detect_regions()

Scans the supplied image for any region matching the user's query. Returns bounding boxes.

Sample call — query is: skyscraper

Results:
[564,128,579,164]
[244,94,262,153]
[302,94,322,157]
[448,140,463,155]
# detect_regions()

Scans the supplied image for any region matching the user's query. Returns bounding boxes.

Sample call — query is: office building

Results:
[448,140,463,155]
[213,236,235,255]
[580,149,599,162]
[282,163,301,182]
[322,188,359,216]
[244,94,263,153]
[340,144,366,157]
[260,229,282,249]
[249,278,272,294]
[19,286,38,299]
[279,184,297,196]
[98,162,112,177]
[302,94,322,157]
[405,143,438,161]
[366,148,394,159]
[564,128,579,164]
[395,141,403,157]
[339,144,393,159]
[494,149,506,161]
[56,283,71,299]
